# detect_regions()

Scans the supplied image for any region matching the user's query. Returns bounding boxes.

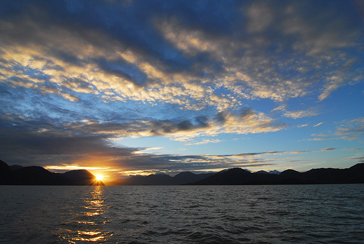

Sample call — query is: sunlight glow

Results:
[95,175,104,181]
[45,165,110,171]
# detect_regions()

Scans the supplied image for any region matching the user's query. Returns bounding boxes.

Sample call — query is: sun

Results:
[95,175,104,181]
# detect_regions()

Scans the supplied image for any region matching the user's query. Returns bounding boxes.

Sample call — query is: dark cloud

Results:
[61,108,286,138]
[238,107,255,119]
[52,50,85,67]
[97,58,147,87]
[195,116,209,127]
[233,151,282,157]
[0,114,136,166]
[0,113,275,173]
[0,108,285,170]
[61,78,96,94]
[177,120,194,131]
[215,111,229,125]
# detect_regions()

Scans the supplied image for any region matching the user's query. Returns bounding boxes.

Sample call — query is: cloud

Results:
[335,117,364,140]
[283,109,318,119]
[272,104,318,119]
[0,20,238,111]
[0,0,362,113]
[232,151,282,158]
[317,148,336,152]
[185,139,222,146]
[305,117,364,142]
[44,165,115,172]
[0,107,286,171]
[166,108,288,141]
[348,156,364,163]
[61,107,287,141]
[281,1,361,55]
[133,147,163,154]
[319,76,345,101]
[307,137,335,141]
[288,151,310,154]
[246,3,273,33]
[286,160,309,163]
[314,122,324,127]
[343,148,363,151]
[0,109,349,175]
[271,104,287,112]
[158,18,310,102]
[0,113,277,173]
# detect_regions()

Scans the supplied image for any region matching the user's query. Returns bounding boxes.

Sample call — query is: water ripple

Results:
[1,184,364,243]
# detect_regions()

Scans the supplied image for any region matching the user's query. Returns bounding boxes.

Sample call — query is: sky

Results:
[1,0,364,181]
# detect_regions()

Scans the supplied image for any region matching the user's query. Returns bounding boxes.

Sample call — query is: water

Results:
[0,185,364,243]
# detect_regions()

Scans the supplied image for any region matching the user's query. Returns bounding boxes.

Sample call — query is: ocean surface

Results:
[0,184,364,244]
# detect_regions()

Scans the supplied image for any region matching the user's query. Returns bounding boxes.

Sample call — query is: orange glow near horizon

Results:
[44,165,110,171]
[95,175,104,181]
[44,155,126,182]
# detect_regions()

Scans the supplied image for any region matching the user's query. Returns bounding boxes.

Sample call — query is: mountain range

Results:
[189,163,364,185]
[0,160,98,185]
[1,159,363,185]
[109,171,215,185]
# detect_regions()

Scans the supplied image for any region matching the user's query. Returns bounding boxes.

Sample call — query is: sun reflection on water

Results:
[57,186,112,243]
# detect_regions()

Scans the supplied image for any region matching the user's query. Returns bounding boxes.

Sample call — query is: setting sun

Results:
[95,175,104,181]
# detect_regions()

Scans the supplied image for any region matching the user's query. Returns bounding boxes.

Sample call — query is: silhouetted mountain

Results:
[173,172,214,185]
[277,169,315,184]
[0,160,11,184]
[0,160,11,175]
[10,166,70,185]
[280,169,300,177]
[110,171,214,185]
[2,159,363,185]
[191,163,364,185]
[268,170,281,175]
[126,173,173,185]
[63,170,97,185]
[301,163,364,184]
[254,170,281,175]
[9,165,23,171]
[0,160,97,185]
[193,168,280,185]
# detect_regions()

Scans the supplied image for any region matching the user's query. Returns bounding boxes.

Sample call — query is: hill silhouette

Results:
[63,170,99,185]
[1,159,363,185]
[0,160,11,184]
[9,165,23,171]
[0,160,97,185]
[191,163,364,185]
[110,171,214,185]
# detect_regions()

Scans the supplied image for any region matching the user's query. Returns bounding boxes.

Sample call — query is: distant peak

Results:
[349,163,364,170]
[268,170,281,175]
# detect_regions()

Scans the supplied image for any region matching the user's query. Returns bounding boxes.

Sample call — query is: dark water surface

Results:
[1,184,364,243]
